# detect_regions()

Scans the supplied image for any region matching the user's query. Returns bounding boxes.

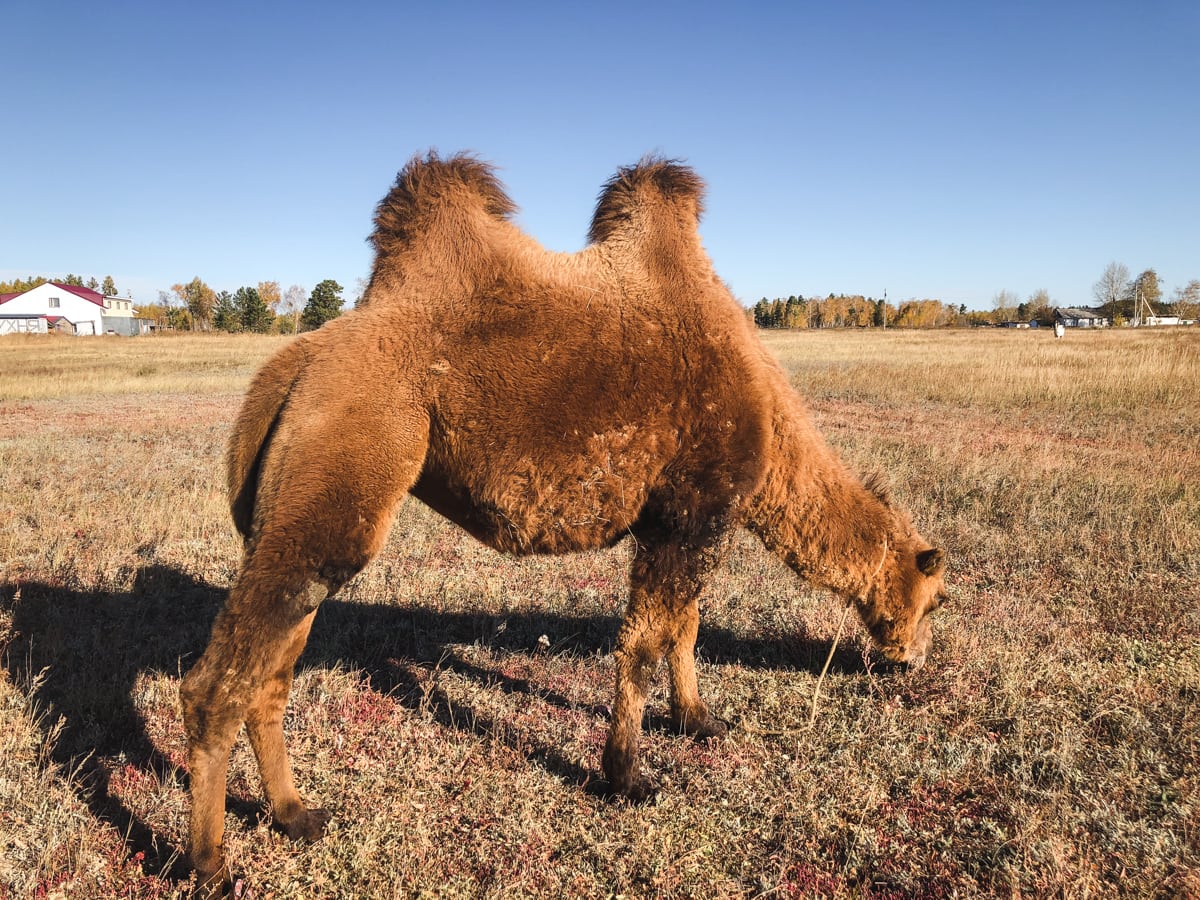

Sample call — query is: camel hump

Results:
[588,156,706,244]
[370,151,516,252]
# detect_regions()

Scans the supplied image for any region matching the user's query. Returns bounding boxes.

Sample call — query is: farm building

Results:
[1054,307,1110,328]
[0,282,151,335]
[1144,315,1182,327]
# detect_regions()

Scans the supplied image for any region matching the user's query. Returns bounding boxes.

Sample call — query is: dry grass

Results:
[1,328,1197,898]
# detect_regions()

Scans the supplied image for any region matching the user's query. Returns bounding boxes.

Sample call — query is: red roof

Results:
[0,282,106,307]
[53,283,106,307]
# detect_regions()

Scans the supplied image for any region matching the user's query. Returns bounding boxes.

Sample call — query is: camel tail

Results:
[588,156,706,244]
[370,150,516,255]
[227,336,314,540]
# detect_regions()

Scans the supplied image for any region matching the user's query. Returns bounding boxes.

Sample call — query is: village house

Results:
[0,282,150,335]
[1053,307,1111,328]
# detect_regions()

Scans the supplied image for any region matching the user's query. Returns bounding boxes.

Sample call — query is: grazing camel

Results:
[180,153,946,895]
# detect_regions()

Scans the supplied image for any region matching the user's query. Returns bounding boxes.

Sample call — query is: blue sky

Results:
[3,1,1197,310]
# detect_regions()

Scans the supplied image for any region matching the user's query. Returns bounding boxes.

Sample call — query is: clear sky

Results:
[3,1,1197,311]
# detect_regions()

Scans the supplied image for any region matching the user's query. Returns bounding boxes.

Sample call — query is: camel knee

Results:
[180,661,231,744]
[613,641,659,690]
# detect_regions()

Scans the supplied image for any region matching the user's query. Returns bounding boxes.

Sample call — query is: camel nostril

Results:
[881,644,908,664]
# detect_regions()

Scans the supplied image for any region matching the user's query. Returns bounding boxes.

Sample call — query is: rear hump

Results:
[588,157,705,244]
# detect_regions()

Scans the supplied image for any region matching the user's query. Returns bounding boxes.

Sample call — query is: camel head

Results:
[855,538,947,669]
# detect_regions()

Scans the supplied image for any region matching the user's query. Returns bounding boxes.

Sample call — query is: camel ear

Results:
[917,548,945,577]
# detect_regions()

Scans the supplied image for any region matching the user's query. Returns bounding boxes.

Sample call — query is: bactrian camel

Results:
[180,153,946,895]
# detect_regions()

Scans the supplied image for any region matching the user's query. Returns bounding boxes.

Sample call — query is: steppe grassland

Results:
[0,328,1196,898]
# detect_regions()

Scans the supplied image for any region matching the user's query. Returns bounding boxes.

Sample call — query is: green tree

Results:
[301,279,344,331]
[1131,269,1163,315]
[752,298,770,327]
[213,291,240,332]
[236,286,273,333]
[102,275,117,296]
[783,295,807,328]
[873,298,888,327]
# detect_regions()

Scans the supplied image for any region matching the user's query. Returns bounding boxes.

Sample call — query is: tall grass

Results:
[764,328,1199,437]
[0,333,289,400]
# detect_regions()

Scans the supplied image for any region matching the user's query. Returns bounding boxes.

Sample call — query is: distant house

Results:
[1054,307,1110,328]
[0,282,150,335]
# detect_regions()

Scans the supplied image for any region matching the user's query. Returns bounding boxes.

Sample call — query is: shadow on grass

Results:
[0,564,878,883]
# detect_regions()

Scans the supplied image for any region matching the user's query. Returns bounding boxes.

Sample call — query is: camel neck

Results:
[745,399,893,600]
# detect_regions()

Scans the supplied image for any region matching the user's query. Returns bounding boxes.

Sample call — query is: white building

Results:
[0,282,146,335]
[1053,307,1111,328]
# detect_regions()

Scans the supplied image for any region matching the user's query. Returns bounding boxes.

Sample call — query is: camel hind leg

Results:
[181,407,428,896]
[664,595,727,740]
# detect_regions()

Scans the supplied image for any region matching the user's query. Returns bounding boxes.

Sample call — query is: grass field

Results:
[1,328,1197,898]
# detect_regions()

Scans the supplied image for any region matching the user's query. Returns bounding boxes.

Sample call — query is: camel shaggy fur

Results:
[180,152,946,894]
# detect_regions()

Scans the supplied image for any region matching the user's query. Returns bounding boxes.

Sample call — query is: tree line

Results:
[1,274,120,296]
[752,294,973,329]
[136,278,345,333]
[754,264,1200,331]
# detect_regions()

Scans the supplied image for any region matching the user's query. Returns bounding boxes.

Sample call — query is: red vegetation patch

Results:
[337,687,400,731]
[865,781,1016,895]
[776,861,847,897]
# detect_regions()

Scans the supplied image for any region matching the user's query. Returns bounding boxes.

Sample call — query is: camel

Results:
[180,152,946,895]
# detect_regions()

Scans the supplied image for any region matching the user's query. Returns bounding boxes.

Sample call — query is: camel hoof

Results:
[191,868,232,900]
[624,775,658,803]
[690,716,729,742]
[673,712,729,741]
[592,774,658,803]
[281,807,331,843]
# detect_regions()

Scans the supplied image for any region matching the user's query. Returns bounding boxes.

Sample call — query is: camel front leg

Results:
[602,533,727,797]
[181,553,383,896]
[603,611,663,800]
[244,609,330,843]
[183,698,240,898]
[181,594,313,898]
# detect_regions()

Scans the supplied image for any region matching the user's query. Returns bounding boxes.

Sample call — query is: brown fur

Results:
[180,152,946,895]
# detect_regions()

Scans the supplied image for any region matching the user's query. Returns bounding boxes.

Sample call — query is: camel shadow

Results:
[0,563,881,882]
